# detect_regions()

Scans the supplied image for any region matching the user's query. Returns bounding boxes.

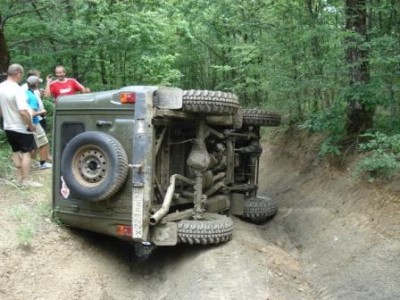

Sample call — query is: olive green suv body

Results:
[52,86,280,246]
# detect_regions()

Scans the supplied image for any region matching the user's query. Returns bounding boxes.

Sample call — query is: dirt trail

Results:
[0,133,399,300]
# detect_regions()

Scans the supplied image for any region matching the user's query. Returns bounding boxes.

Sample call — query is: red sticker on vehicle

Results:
[60,176,70,199]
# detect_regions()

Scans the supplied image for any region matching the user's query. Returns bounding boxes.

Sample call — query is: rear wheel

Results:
[177,213,234,245]
[182,90,239,116]
[242,109,281,127]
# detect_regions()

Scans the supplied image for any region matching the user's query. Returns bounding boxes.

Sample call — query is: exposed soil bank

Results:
[259,131,400,299]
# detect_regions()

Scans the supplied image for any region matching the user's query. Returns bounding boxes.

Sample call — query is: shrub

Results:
[354,132,400,181]
[0,131,13,178]
[300,101,347,156]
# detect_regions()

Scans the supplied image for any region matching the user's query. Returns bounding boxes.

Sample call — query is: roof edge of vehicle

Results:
[55,85,161,110]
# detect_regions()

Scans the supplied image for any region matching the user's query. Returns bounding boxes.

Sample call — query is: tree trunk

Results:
[71,52,79,79]
[0,27,10,77]
[345,0,374,136]
[99,50,108,85]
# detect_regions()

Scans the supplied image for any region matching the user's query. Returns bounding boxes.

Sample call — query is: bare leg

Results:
[31,149,37,160]
[46,145,52,161]
[39,144,49,162]
[11,152,22,181]
[20,152,32,182]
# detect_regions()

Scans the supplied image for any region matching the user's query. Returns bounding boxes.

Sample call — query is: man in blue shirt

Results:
[26,76,52,169]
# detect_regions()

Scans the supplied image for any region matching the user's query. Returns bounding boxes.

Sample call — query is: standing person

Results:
[22,69,48,132]
[0,64,42,187]
[45,65,90,102]
[22,69,52,165]
[26,75,52,170]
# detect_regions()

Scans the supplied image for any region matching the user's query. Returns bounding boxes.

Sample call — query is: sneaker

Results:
[21,180,43,188]
[39,162,52,170]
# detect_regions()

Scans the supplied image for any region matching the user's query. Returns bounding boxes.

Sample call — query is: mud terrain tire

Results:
[243,196,278,224]
[242,109,281,127]
[61,131,129,201]
[182,90,239,116]
[177,213,234,245]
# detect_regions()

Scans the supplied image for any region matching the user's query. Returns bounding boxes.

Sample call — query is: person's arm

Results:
[18,88,35,132]
[44,75,53,98]
[73,79,90,94]
[20,109,35,132]
[31,110,46,117]
[27,92,46,117]
[34,90,45,111]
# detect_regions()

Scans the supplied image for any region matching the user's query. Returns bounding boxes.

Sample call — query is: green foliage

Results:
[42,98,54,116]
[300,101,347,155]
[41,97,54,139]
[319,136,343,156]
[354,153,400,182]
[35,200,52,218]
[354,132,400,180]
[9,204,36,246]
[358,132,400,153]
[0,0,398,158]
[0,132,13,177]
[301,101,347,134]
[373,111,400,134]
[8,201,52,247]
[4,0,183,88]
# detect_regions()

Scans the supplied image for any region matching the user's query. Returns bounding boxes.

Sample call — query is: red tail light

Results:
[120,92,136,104]
[116,225,132,236]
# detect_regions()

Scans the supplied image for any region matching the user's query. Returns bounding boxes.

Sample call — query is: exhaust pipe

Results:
[149,174,194,225]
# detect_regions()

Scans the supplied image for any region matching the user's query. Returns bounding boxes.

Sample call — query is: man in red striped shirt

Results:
[45,65,90,102]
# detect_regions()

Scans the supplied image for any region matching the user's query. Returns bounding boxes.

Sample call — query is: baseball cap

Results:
[26,75,40,85]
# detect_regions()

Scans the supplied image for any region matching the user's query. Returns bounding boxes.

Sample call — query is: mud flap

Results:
[155,87,183,109]
[150,222,178,246]
[230,193,245,215]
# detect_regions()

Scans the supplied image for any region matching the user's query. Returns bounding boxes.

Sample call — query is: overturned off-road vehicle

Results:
[52,86,281,247]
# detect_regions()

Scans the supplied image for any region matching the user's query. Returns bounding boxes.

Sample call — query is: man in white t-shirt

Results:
[0,64,43,187]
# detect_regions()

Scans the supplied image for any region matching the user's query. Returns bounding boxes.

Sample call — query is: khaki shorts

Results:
[34,123,49,148]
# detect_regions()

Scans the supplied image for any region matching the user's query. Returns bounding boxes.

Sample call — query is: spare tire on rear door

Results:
[61,131,129,201]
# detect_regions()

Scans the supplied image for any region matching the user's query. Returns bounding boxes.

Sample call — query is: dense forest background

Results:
[1,0,399,179]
